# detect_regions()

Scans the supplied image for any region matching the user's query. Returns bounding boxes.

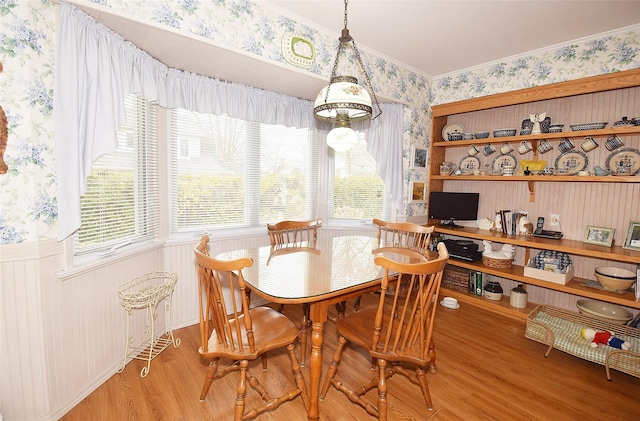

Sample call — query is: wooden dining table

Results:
[216,233,429,421]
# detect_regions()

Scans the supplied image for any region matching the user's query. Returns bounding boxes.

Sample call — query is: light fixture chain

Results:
[351,39,382,119]
[343,0,349,29]
[324,41,345,104]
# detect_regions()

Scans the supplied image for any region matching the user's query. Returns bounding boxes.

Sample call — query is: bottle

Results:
[524,166,531,176]
[483,280,503,301]
[510,284,528,308]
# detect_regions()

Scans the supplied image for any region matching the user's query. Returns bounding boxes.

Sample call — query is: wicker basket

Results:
[526,305,640,380]
[442,264,471,293]
[482,255,512,269]
[118,272,178,312]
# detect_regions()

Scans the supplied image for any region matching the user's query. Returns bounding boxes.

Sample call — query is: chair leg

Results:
[287,343,310,409]
[353,295,362,312]
[415,366,433,410]
[234,360,249,421]
[377,359,388,421]
[261,352,268,371]
[300,303,310,367]
[320,335,347,399]
[428,339,437,374]
[199,358,219,401]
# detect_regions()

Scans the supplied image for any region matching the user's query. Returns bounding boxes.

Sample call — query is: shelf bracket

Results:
[527,180,535,202]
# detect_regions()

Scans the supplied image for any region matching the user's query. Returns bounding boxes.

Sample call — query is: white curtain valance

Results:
[54,2,404,240]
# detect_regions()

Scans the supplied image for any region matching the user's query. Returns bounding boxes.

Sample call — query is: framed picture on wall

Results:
[411,146,427,170]
[410,180,426,202]
[582,225,615,247]
[623,221,640,251]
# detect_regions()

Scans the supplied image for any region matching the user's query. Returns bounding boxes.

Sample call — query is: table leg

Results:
[307,303,328,421]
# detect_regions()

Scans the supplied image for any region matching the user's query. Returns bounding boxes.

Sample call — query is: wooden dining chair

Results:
[372,218,434,256]
[267,217,321,248]
[266,218,321,366]
[351,219,435,312]
[320,242,449,420]
[194,235,309,420]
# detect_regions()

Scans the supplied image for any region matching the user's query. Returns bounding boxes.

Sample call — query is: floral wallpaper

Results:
[0,0,57,243]
[432,30,640,105]
[0,0,638,244]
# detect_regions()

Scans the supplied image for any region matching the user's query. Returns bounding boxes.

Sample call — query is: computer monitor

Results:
[428,191,479,228]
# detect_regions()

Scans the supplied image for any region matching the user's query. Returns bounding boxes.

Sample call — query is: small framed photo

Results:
[410,180,426,202]
[583,225,615,247]
[623,221,640,251]
[411,146,427,170]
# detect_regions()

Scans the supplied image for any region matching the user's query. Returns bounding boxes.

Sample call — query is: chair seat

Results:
[336,308,432,367]
[199,306,300,360]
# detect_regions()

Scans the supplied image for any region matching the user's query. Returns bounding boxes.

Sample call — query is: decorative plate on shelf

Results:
[458,155,481,173]
[442,123,465,141]
[554,150,588,175]
[491,153,517,174]
[605,147,640,175]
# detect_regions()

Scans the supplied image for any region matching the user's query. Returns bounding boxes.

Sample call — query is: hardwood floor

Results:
[62,294,640,420]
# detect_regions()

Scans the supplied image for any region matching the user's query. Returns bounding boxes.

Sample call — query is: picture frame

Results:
[410,180,426,202]
[623,221,640,251]
[582,225,615,247]
[410,146,427,170]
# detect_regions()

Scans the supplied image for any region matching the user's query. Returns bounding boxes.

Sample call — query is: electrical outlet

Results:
[550,214,560,227]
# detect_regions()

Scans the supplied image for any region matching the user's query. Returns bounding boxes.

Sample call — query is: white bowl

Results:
[576,299,633,324]
[594,266,636,291]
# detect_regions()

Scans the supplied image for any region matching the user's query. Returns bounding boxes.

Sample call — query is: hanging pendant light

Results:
[314,0,381,150]
[326,111,358,152]
[314,76,372,123]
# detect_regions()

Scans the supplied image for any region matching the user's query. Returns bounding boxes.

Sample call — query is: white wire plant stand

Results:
[116,271,180,377]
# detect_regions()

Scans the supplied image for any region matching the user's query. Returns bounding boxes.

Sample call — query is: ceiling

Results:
[72,0,640,101]
[267,0,640,77]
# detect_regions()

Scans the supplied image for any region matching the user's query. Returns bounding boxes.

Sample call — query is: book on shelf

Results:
[498,210,527,235]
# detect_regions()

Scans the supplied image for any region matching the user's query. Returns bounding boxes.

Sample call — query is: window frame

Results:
[72,95,159,262]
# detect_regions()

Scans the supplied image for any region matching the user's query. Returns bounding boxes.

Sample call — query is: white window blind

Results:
[331,134,389,221]
[169,110,319,233]
[74,96,159,254]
